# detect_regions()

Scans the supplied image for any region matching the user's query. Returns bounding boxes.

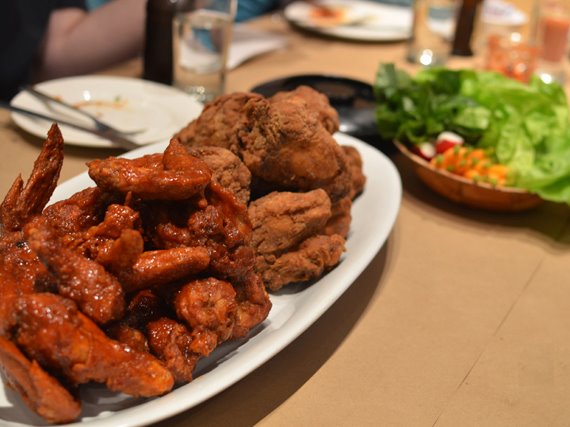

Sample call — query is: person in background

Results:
[0,0,145,101]
[1,0,412,101]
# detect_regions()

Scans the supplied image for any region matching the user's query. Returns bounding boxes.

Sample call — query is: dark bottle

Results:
[452,0,482,56]
[143,0,178,84]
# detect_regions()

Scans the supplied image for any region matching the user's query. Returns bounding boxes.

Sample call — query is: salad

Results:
[374,63,570,204]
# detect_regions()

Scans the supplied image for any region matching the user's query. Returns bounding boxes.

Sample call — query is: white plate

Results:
[10,76,203,148]
[284,0,412,42]
[0,133,401,426]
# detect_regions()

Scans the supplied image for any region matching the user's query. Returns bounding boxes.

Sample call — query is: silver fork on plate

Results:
[21,85,146,136]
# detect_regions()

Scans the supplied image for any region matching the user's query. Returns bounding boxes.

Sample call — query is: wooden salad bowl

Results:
[394,141,544,212]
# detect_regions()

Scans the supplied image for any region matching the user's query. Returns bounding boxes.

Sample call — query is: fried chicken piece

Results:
[240,93,352,202]
[174,277,238,349]
[43,187,119,236]
[270,85,340,134]
[0,235,48,335]
[13,293,174,397]
[70,203,142,262]
[258,234,345,291]
[232,271,272,338]
[111,284,227,384]
[174,92,263,153]
[146,317,199,384]
[25,217,125,325]
[87,139,212,200]
[107,290,166,353]
[248,189,332,255]
[177,90,351,202]
[0,336,81,424]
[324,196,352,238]
[343,145,366,199]
[0,123,63,233]
[248,189,345,290]
[185,146,252,205]
[144,181,254,282]
[106,323,150,354]
[120,246,211,293]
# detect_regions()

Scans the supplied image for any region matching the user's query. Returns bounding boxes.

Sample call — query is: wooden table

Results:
[2,11,570,427]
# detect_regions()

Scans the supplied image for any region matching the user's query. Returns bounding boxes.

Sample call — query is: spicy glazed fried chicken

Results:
[12,293,174,396]
[0,124,63,233]
[248,189,345,290]
[0,128,272,424]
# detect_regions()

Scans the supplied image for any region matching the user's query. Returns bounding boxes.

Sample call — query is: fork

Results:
[21,85,146,136]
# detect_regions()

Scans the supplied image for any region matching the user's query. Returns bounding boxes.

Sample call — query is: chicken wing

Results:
[87,139,212,201]
[12,293,174,397]
[146,317,199,384]
[0,336,81,424]
[24,217,125,325]
[0,123,63,233]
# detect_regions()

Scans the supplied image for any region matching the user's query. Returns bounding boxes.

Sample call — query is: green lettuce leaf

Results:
[374,63,570,204]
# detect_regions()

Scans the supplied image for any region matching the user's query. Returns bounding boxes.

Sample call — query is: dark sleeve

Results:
[55,0,87,9]
[0,0,87,101]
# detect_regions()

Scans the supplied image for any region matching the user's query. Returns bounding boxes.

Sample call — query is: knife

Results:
[0,101,140,150]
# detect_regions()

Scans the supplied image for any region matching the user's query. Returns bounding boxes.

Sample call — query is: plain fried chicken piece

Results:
[0,336,81,424]
[0,123,63,233]
[248,189,332,255]
[270,85,340,134]
[258,234,346,291]
[240,94,352,202]
[324,196,352,238]
[177,90,352,202]
[13,293,174,397]
[343,145,366,199]
[185,146,252,205]
[248,189,347,290]
[173,92,263,152]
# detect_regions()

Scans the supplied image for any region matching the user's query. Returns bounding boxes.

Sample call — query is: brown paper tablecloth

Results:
[1,10,570,427]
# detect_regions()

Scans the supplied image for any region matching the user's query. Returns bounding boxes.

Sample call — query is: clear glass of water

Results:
[173,0,237,103]
[406,0,458,66]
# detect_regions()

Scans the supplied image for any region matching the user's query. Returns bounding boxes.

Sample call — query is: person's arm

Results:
[34,0,145,81]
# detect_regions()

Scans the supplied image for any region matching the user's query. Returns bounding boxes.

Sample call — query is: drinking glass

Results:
[406,0,458,66]
[534,0,570,84]
[172,0,237,103]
